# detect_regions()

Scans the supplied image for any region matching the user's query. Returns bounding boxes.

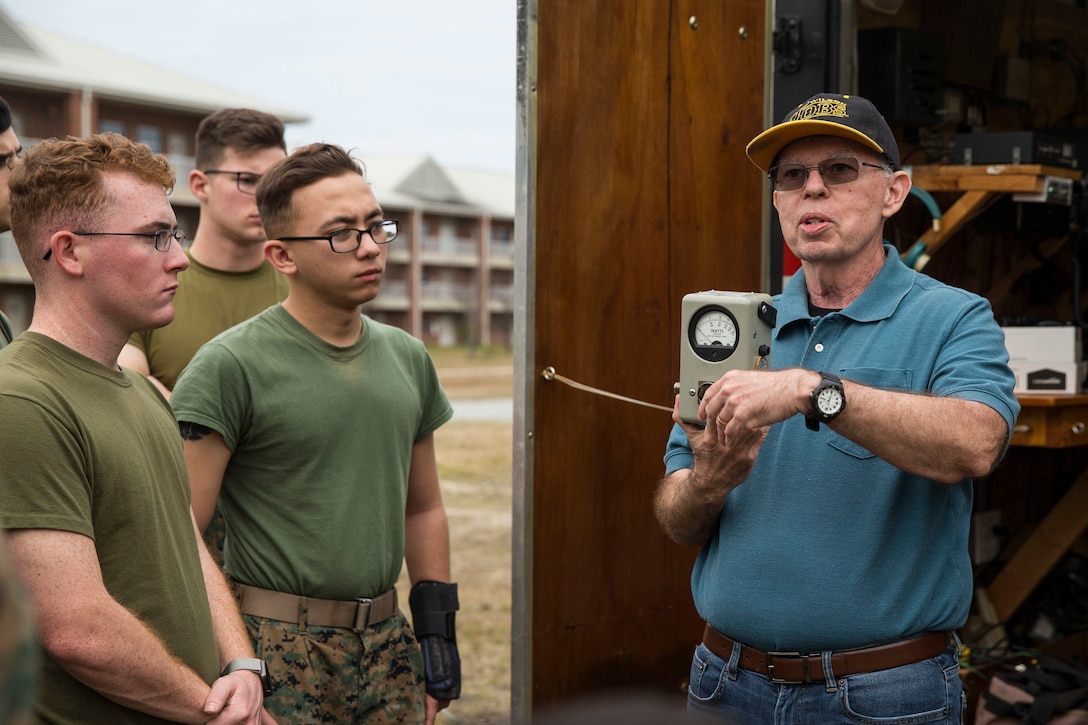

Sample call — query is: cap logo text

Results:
[789,98,848,123]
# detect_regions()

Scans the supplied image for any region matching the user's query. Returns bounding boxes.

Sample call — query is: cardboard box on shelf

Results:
[1010,360,1088,395]
[1002,326,1082,363]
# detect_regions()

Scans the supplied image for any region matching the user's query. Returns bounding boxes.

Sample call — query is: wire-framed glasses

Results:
[43,229,185,260]
[204,169,261,195]
[279,220,399,253]
[767,156,887,191]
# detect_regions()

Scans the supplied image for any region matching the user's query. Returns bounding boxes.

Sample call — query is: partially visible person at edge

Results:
[118,108,289,565]
[655,93,1019,724]
[0,132,276,724]
[0,95,25,347]
[0,95,40,725]
[171,143,461,724]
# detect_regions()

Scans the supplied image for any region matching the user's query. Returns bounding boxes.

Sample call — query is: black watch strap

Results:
[221,657,273,696]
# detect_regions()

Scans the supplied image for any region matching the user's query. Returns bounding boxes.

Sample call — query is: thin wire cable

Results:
[541,366,674,413]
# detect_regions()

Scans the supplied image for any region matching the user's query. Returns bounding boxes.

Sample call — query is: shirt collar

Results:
[774,244,915,339]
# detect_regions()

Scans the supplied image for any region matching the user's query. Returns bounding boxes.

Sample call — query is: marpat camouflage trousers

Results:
[245,610,426,724]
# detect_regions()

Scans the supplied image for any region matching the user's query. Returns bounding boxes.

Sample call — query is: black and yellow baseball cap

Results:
[746,93,900,173]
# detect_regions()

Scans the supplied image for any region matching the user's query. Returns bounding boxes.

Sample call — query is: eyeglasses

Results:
[43,229,185,260]
[204,169,262,195]
[767,156,887,191]
[279,220,399,253]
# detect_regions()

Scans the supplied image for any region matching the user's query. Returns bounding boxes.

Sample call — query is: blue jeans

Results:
[687,637,965,724]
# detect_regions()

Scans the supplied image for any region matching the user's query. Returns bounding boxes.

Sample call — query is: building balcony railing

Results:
[489,241,514,258]
[379,279,409,299]
[418,236,516,259]
[422,280,473,302]
[490,285,515,305]
[368,279,515,315]
[0,235,29,283]
[421,236,477,256]
[1,234,20,263]
[167,153,196,178]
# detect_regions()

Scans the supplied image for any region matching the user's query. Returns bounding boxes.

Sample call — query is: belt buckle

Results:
[766,651,806,684]
[353,598,374,630]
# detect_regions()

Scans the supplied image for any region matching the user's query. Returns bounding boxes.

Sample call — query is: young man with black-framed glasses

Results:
[172,143,460,725]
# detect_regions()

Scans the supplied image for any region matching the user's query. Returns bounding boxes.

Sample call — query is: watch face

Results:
[688,305,739,362]
[816,386,843,415]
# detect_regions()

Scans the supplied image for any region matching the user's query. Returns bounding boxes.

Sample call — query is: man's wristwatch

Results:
[806,372,846,431]
[221,657,274,696]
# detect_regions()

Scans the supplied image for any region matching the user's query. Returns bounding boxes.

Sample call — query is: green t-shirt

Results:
[128,251,289,390]
[171,305,453,600]
[0,334,219,724]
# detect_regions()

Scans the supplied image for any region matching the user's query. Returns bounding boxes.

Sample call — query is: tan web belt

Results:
[235,582,398,630]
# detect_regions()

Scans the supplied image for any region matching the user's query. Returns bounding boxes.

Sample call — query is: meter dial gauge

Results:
[688,305,739,362]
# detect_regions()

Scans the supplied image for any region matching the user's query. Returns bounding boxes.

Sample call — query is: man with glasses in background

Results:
[119,107,289,566]
[0,132,274,724]
[119,107,289,396]
[171,143,460,725]
[655,94,1019,723]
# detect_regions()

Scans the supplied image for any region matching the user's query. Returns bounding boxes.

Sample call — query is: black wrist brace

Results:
[409,580,461,700]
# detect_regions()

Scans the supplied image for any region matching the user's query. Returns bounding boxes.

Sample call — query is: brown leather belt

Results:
[702,625,951,684]
[236,583,398,630]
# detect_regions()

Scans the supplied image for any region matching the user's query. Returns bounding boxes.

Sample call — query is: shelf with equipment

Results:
[900,164,1083,272]
[976,394,1088,626]
[902,167,1088,630]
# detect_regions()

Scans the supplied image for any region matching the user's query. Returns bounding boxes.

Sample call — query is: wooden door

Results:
[513,0,768,716]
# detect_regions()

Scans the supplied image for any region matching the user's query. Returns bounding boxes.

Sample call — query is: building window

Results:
[167,131,188,156]
[100,119,126,135]
[136,125,162,153]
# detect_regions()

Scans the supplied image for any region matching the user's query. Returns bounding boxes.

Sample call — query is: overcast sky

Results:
[6,0,518,173]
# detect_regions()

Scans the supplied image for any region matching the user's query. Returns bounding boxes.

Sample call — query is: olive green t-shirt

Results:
[127,251,289,390]
[171,305,453,600]
[0,334,219,724]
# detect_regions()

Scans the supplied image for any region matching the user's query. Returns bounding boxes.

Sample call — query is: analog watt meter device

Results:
[678,290,776,424]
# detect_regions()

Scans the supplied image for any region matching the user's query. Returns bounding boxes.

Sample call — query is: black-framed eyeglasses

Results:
[767,156,887,191]
[204,169,261,194]
[279,220,399,253]
[43,229,185,260]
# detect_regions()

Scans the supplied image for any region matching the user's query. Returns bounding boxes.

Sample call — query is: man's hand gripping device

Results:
[676,291,776,424]
[409,580,461,700]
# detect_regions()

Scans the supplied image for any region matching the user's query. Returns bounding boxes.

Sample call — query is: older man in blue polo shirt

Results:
[656,93,1019,723]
